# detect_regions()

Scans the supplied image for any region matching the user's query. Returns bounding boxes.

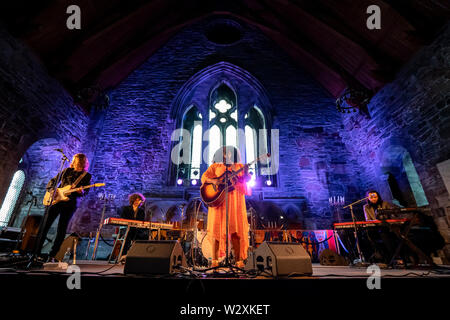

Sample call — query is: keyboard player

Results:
[118,193,149,255]
[363,190,399,263]
[363,190,397,221]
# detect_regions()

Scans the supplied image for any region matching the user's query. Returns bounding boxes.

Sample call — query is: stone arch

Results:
[376,139,429,207]
[169,61,274,126]
[11,135,85,228]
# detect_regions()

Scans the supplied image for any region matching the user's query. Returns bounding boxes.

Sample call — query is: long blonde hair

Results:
[70,153,89,171]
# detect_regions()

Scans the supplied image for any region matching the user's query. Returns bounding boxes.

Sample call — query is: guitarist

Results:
[38,153,91,261]
[201,146,251,268]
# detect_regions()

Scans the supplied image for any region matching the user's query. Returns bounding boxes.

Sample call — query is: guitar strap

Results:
[71,171,88,189]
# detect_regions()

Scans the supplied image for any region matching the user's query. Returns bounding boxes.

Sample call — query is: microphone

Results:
[54,148,69,160]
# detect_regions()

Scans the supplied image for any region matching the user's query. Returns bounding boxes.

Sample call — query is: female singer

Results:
[201,146,251,268]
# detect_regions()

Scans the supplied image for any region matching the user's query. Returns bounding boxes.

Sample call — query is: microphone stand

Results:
[343,197,368,265]
[224,165,231,267]
[191,198,201,269]
[26,152,69,269]
[91,193,115,260]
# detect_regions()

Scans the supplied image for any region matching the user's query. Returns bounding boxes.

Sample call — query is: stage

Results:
[1,261,449,317]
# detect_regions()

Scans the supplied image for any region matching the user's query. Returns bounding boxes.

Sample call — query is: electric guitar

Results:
[200,153,270,207]
[43,183,105,206]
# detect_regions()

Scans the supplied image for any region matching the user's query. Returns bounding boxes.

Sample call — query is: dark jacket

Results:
[46,167,92,202]
[119,205,146,221]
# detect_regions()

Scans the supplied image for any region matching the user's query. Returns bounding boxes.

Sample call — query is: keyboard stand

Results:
[387,213,433,268]
[108,226,130,264]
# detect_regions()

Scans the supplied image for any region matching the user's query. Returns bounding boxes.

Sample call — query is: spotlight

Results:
[247,180,256,188]
[191,179,198,186]
[265,180,272,186]
[177,179,183,185]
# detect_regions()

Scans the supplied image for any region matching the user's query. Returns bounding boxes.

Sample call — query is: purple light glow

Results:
[191,179,198,186]
[247,180,256,188]
[265,180,272,186]
[177,179,183,185]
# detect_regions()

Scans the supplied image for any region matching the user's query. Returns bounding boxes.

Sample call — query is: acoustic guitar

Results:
[43,183,105,206]
[200,153,270,207]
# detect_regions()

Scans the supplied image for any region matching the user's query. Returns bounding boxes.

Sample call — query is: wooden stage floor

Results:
[1,261,449,317]
[8,260,449,278]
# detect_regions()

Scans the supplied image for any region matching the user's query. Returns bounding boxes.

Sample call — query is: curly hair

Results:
[128,193,145,205]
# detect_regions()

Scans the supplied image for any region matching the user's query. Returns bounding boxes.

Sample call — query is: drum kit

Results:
[175,199,257,267]
[173,199,219,267]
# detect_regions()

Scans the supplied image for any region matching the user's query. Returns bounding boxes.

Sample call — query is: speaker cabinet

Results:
[246,241,313,276]
[55,233,81,261]
[124,240,187,275]
[319,249,348,266]
[20,215,42,252]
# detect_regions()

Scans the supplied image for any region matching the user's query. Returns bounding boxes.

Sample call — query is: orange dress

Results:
[201,163,251,261]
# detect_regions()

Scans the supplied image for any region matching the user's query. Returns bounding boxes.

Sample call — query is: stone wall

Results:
[0,25,89,229]
[339,23,450,259]
[4,17,448,262]
[78,16,364,233]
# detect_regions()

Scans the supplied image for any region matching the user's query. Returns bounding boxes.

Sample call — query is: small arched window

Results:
[208,84,238,164]
[0,170,25,227]
[245,106,274,186]
[175,106,203,184]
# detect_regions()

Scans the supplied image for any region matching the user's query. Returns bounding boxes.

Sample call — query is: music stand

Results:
[26,152,69,269]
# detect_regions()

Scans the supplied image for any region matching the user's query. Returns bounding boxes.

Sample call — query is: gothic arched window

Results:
[208,84,238,164]
[245,106,274,186]
[0,170,25,227]
[175,106,203,185]
[172,83,274,188]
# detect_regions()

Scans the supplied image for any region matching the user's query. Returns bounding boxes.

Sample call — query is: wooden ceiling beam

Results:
[241,0,374,92]
[224,9,348,96]
[289,0,403,68]
[90,13,214,92]
[58,0,178,85]
[380,0,450,42]
[260,0,385,90]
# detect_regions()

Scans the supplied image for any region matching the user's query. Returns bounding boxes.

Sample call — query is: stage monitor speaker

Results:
[246,241,312,276]
[319,249,348,266]
[124,240,187,275]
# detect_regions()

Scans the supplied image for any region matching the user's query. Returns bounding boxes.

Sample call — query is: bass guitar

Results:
[43,183,105,206]
[200,153,270,207]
